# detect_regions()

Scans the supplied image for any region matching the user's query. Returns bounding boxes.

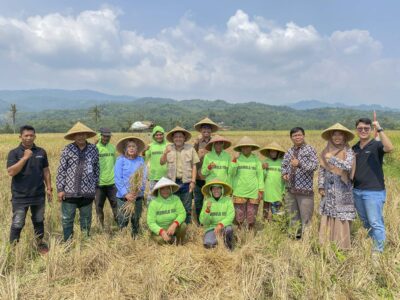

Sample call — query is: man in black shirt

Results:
[352,118,394,253]
[7,125,53,254]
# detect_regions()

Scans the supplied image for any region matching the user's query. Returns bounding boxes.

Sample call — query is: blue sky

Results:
[0,1,399,107]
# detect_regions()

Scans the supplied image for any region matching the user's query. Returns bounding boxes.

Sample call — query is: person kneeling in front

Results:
[199,179,235,250]
[147,177,187,245]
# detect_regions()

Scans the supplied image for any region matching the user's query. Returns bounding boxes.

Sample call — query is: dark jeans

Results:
[117,197,143,237]
[10,201,45,243]
[95,184,118,226]
[175,180,192,224]
[193,180,205,224]
[203,226,234,250]
[61,199,93,241]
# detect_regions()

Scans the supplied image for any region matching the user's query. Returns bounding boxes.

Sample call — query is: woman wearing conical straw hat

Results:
[318,123,357,250]
[199,179,235,250]
[114,136,147,238]
[259,142,286,221]
[56,122,99,241]
[192,117,220,224]
[147,177,187,245]
[228,136,264,230]
[201,135,232,184]
[160,126,200,224]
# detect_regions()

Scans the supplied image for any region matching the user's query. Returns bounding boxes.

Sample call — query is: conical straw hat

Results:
[194,117,219,132]
[116,136,146,154]
[201,178,232,197]
[64,122,96,140]
[233,136,260,152]
[321,123,355,141]
[259,142,286,157]
[204,135,232,151]
[152,177,179,196]
[166,126,192,143]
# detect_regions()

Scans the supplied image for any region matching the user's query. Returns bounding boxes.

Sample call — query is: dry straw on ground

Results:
[0,131,399,299]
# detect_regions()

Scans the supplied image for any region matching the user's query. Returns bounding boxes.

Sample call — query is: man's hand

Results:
[291,159,300,167]
[23,149,33,161]
[46,189,53,203]
[167,222,178,235]
[208,162,216,170]
[282,174,289,181]
[161,231,171,242]
[318,188,325,197]
[125,192,136,202]
[372,120,382,131]
[262,162,269,170]
[325,153,333,160]
[214,224,223,235]
[164,145,172,155]
[57,191,65,202]
[206,201,212,210]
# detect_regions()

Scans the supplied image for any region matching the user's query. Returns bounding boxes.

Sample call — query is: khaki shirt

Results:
[166,144,200,183]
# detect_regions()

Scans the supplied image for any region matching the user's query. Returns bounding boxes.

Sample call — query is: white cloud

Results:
[0,8,398,107]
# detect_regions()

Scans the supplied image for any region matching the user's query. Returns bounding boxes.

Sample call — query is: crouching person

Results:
[147,177,187,245]
[200,179,235,250]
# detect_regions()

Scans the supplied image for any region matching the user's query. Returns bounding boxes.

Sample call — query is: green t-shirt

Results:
[147,194,186,235]
[96,142,116,186]
[145,141,168,181]
[201,147,231,184]
[229,153,264,199]
[199,195,235,232]
[263,158,285,202]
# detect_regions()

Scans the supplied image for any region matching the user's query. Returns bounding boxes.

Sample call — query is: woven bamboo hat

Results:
[194,117,219,132]
[64,122,96,140]
[204,135,232,151]
[233,136,260,152]
[166,126,192,143]
[116,136,146,154]
[152,177,179,196]
[201,178,232,197]
[259,142,286,157]
[321,123,355,141]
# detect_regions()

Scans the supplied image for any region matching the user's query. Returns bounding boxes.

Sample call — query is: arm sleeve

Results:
[220,199,235,227]
[299,147,319,171]
[114,157,128,197]
[56,148,67,192]
[256,160,264,191]
[328,149,354,172]
[192,149,200,165]
[199,199,211,226]
[318,167,326,189]
[6,150,19,168]
[147,201,162,235]
[174,197,186,225]
[201,154,211,177]
[93,148,100,184]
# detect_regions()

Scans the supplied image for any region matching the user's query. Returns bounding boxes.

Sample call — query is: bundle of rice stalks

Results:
[120,165,146,217]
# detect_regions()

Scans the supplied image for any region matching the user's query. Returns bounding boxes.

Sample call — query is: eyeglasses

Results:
[357,127,371,132]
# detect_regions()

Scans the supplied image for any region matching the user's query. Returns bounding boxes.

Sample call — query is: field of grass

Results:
[0,131,399,299]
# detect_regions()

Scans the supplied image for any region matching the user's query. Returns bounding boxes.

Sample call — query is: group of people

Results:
[6,116,393,255]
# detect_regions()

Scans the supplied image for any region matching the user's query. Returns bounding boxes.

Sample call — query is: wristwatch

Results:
[377,128,384,133]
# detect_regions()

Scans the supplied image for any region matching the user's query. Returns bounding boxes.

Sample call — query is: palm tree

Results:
[10,104,17,134]
[90,105,102,130]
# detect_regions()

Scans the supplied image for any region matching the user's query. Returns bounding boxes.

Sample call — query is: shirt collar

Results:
[19,143,37,150]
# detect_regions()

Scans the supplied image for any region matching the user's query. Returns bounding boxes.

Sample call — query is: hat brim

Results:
[100,133,112,137]
[201,181,232,197]
[64,131,97,141]
[233,144,260,152]
[116,137,146,154]
[321,129,355,142]
[166,130,192,143]
[259,147,285,157]
[152,184,179,196]
[205,140,232,151]
[194,123,219,133]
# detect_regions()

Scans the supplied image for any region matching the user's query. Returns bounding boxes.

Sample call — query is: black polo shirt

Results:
[7,143,49,204]
[352,139,385,190]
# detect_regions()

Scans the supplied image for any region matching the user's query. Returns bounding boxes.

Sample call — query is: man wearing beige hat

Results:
[56,122,99,241]
[192,117,220,224]
[160,126,199,224]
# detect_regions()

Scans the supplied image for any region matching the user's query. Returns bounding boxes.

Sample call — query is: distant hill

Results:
[287,100,397,111]
[0,89,137,113]
[6,97,399,133]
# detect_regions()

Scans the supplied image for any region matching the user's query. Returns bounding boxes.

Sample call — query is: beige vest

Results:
[166,144,196,183]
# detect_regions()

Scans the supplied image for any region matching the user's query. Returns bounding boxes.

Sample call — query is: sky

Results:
[0,0,399,107]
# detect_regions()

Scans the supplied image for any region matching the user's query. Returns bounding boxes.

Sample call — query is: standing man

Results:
[56,122,99,241]
[193,117,220,224]
[282,127,318,238]
[7,125,52,254]
[144,125,168,204]
[352,118,394,254]
[95,127,117,228]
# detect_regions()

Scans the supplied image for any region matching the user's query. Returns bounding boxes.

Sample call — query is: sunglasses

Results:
[357,127,371,132]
